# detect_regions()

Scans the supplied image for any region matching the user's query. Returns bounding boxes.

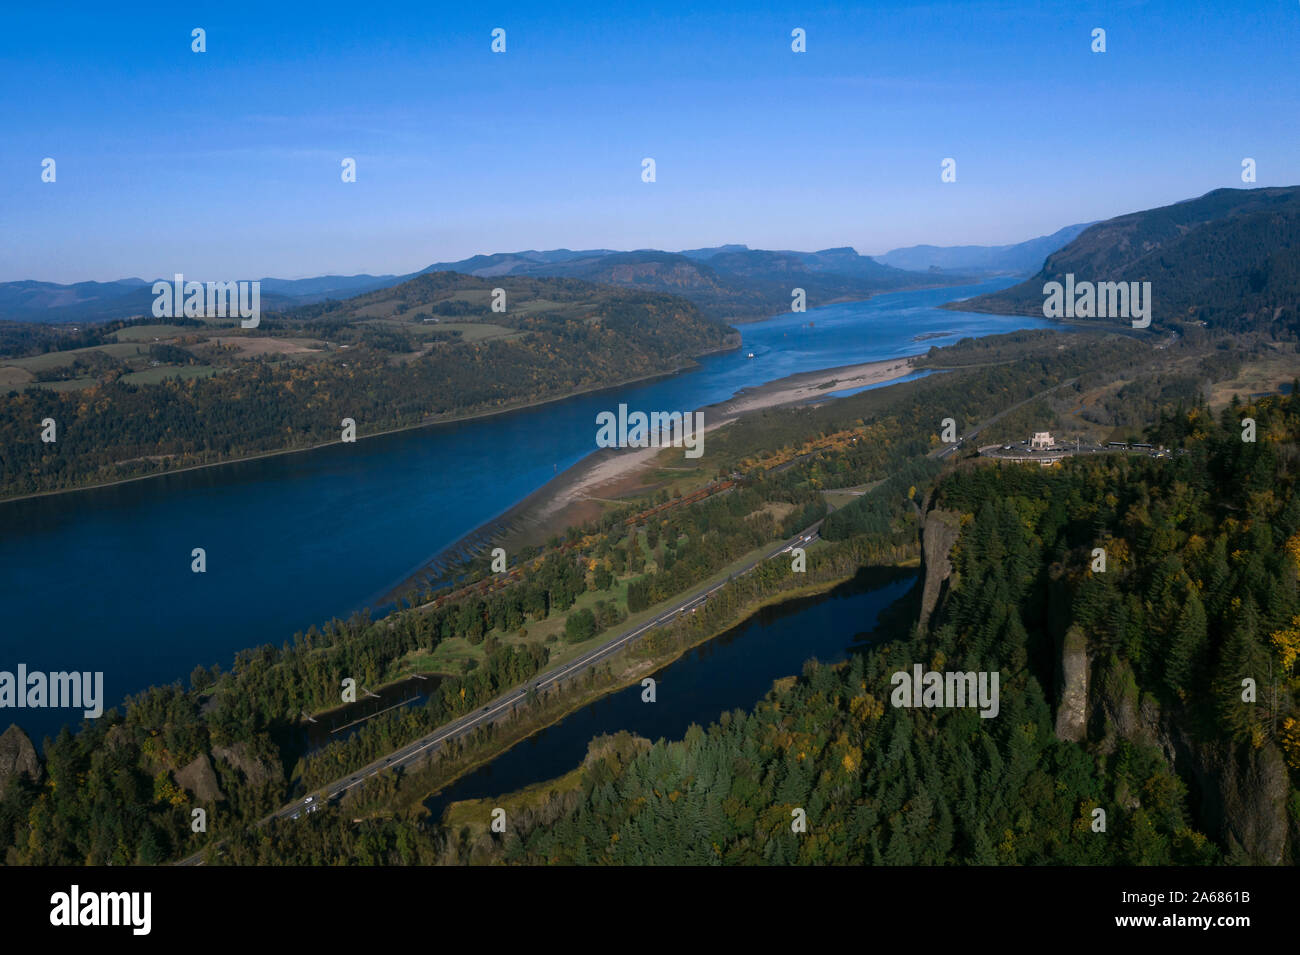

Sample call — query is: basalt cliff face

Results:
[918,508,962,631]
[923,506,1294,864]
[1051,630,1294,864]
[0,723,43,794]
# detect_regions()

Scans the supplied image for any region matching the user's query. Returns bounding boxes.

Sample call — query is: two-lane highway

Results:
[177,518,824,864]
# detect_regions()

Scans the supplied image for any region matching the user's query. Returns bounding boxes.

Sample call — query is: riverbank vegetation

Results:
[2,327,1297,864]
[0,273,733,499]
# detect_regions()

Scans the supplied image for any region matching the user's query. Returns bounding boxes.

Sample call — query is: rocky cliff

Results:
[0,724,43,793]
[918,508,962,631]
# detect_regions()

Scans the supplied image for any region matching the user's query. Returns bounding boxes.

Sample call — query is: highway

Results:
[176,517,824,864]
[177,376,1080,865]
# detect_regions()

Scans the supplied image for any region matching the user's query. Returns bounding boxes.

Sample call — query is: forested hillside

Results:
[422,247,964,322]
[427,395,1300,865]
[4,328,1295,865]
[0,273,733,498]
[956,186,1300,335]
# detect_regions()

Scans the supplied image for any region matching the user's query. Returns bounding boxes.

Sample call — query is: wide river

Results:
[0,278,1047,742]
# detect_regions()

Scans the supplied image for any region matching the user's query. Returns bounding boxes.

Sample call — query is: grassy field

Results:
[374,532,802,719]
[821,485,873,510]
[112,324,201,342]
[429,322,519,342]
[0,367,33,388]
[29,378,97,392]
[397,578,633,681]
[4,341,147,372]
[1208,350,1300,408]
[120,365,221,385]
[442,763,586,834]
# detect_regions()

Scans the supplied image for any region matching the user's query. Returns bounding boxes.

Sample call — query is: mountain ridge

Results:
[952,186,1300,334]
[2,229,1084,326]
[874,222,1095,274]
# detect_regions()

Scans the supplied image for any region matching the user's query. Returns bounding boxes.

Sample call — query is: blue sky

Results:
[2,0,1297,282]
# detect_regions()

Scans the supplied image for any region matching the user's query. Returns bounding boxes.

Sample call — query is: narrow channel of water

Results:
[2,278,1036,744]
[423,567,917,820]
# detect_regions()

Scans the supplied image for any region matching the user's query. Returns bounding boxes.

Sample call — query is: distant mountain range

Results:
[413,246,972,322]
[0,226,1092,326]
[0,274,400,325]
[954,187,1300,333]
[874,223,1095,274]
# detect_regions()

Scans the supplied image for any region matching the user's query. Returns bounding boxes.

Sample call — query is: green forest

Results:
[0,274,732,498]
[3,326,1295,865]
[960,186,1300,336]
[171,389,1300,866]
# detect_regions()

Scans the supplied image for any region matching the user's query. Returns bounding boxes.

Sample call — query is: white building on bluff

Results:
[1030,432,1054,450]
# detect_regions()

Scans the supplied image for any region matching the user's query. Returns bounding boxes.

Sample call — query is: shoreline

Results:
[408,570,870,821]
[0,341,739,508]
[383,355,919,599]
[1,279,1001,509]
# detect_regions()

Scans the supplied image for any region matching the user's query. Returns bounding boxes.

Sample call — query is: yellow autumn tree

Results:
[1279,718,1300,770]
[1272,618,1300,673]
[1285,532,1300,570]
[152,772,187,808]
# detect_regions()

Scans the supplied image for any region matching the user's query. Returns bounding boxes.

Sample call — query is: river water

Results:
[423,568,917,821]
[0,278,1044,742]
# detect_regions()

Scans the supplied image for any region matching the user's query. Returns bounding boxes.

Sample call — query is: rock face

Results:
[174,752,225,803]
[1085,655,1290,863]
[1089,655,1165,757]
[1170,729,1291,865]
[918,509,962,630]
[1054,626,1089,743]
[212,741,283,789]
[0,724,43,793]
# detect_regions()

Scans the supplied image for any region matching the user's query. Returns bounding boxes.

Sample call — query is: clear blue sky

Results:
[2,0,1297,282]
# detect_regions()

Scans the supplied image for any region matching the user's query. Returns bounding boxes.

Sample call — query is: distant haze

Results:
[874,223,1095,274]
[0,230,1087,324]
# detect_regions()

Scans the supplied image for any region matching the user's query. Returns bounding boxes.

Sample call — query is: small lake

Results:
[423,568,917,821]
[0,277,1041,743]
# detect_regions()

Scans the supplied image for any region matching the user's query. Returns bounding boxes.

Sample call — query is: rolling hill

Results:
[2,245,965,327]
[0,272,736,497]
[420,245,968,322]
[0,274,396,325]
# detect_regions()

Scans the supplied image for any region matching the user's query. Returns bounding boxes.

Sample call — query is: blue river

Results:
[0,278,1049,742]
